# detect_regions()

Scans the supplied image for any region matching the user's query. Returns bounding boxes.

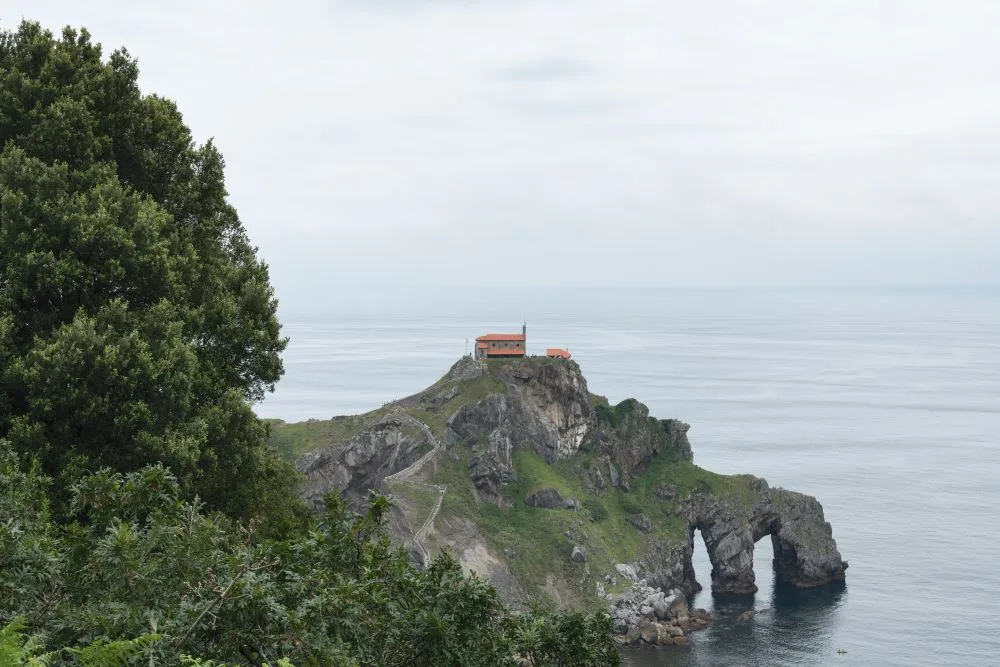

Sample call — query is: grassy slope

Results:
[266,370,504,462]
[266,411,387,461]
[434,444,757,610]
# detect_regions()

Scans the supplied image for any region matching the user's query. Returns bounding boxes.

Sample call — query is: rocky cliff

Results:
[272,356,847,645]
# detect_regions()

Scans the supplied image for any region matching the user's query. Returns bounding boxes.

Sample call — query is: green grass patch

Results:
[265,409,388,460]
[266,371,504,461]
[629,453,759,516]
[426,440,762,612]
[593,398,641,427]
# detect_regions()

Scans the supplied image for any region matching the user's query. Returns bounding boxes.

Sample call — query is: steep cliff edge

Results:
[269,356,846,643]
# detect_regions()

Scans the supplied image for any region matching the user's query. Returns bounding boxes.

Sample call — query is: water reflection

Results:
[621,571,846,666]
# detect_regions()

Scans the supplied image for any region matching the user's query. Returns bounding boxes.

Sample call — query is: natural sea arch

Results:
[681,485,847,596]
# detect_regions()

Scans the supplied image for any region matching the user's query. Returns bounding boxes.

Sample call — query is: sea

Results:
[258,287,1000,667]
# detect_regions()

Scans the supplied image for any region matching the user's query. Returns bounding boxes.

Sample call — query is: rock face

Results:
[297,413,431,510]
[525,488,565,509]
[590,398,694,489]
[765,488,850,589]
[652,478,849,596]
[446,359,593,504]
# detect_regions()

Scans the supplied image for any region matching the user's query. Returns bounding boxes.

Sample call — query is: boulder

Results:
[571,546,586,563]
[639,622,659,644]
[627,513,653,533]
[525,488,564,509]
[654,484,678,501]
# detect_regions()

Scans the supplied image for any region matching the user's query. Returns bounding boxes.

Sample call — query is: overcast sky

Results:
[6,1,1000,306]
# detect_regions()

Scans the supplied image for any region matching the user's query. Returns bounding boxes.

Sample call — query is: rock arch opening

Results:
[682,488,847,597]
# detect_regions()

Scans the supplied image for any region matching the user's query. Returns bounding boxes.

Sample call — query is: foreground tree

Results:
[0,21,298,526]
[0,441,619,665]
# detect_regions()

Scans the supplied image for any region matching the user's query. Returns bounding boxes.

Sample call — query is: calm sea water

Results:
[259,287,1000,667]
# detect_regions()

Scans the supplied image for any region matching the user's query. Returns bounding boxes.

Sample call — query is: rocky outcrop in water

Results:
[631,478,848,597]
[605,579,710,646]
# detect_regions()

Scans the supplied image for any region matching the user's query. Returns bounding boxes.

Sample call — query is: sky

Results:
[5,1,1000,307]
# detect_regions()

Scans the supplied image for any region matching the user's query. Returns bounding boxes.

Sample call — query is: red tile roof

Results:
[486,349,526,356]
[477,333,526,342]
[546,348,571,359]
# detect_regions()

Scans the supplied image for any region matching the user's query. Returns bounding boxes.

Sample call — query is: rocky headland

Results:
[271,356,847,646]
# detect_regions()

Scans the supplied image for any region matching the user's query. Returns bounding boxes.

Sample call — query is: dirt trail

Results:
[383,410,446,567]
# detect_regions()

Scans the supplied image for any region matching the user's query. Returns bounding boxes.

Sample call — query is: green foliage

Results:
[67,634,161,666]
[619,498,642,516]
[593,398,639,427]
[582,498,608,522]
[0,618,52,666]
[511,608,618,667]
[0,21,299,528]
[0,441,617,665]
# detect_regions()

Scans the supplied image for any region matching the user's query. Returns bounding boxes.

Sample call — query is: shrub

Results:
[583,497,608,522]
[620,498,643,515]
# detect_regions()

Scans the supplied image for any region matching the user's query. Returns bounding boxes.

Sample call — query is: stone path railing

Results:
[383,410,446,567]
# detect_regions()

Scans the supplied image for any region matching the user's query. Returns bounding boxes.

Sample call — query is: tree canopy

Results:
[0,21,296,524]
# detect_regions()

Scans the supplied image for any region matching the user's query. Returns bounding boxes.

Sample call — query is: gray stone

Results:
[654,484,678,501]
[571,546,586,563]
[444,360,595,504]
[525,487,564,509]
[671,484,848,595]
[431,386,461,404]
[627,513,653,533]
[297,413,433,511]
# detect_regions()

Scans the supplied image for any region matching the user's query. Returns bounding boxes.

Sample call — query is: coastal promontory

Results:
[270,356,847,644]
